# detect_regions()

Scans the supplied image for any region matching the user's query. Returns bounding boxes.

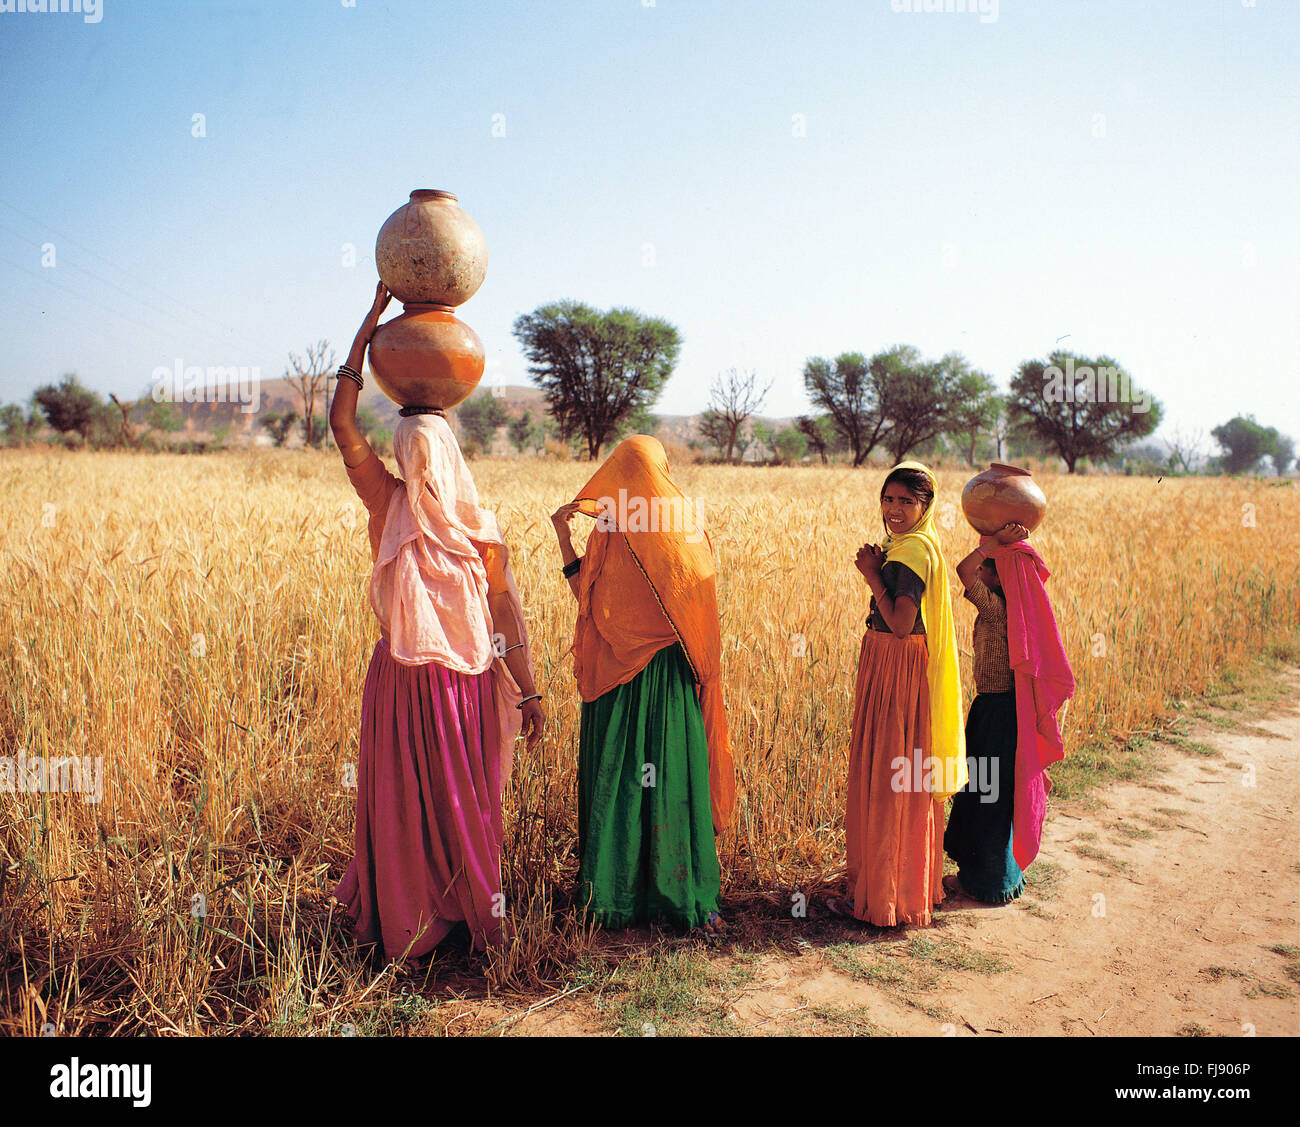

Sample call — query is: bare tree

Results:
[1164,425,1205,474]
[107,393,136,448]
[698,369,772,462]
[286,340,336,450]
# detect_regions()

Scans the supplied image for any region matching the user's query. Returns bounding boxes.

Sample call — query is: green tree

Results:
[456,390,509,452]
[944,365,1000,466]
[509,410,535,453]
[261,409,298,447]
[796,415,839,464]
[1008,352,1161,473]
[612,402,660,443]
[33,373,101,441]
[0,403,39,445]
[514,301,680,460]
[1271,433,1295,476]
[144,397,183,436]
[354,405,382,437]
[304,414,330,449]
[748,420,774,461]
[1210,415,1277,475]
[771,426,808,465]
[802,352,888,466]
[874,345,954,464]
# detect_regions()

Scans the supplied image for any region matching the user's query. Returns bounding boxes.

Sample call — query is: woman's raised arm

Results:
[330,281,392,468]
[551,501,585,599]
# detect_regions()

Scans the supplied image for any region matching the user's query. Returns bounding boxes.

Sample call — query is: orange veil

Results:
[571,436,735,832]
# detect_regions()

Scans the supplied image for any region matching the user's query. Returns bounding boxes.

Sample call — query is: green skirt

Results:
[576,642,721,929]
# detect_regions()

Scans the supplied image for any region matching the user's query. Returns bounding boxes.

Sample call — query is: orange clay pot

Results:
[961,462,1047,535]
[375,189,487,308]
[367,304,485,410]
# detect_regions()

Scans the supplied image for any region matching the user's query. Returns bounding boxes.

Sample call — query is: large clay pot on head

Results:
[375,190,487,308]
[961,463,1047,535]
[367,304,485,410]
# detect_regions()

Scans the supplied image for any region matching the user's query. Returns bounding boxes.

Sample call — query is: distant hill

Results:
[144,376,800,454]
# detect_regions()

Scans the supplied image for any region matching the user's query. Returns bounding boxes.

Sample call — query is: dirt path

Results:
[506,670,1300,1037]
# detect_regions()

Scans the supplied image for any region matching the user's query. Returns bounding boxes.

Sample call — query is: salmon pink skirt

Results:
[844,630,946,926]
[334,638,504,961]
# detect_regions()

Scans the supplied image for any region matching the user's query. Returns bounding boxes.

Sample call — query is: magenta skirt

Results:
[334,638,505,960]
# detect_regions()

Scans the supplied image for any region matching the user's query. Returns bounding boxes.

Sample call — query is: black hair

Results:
[979,555,1006,599]
[880,467,934,511]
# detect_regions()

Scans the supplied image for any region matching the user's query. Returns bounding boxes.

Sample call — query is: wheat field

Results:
[2,447,1297,1034]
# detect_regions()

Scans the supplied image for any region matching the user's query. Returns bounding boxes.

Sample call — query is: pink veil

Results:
[369,414,530,791]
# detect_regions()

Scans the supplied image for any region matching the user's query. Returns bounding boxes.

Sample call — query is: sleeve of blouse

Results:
[345,451,401,519]
[889,562,926,606]
[477,540,530,662]
[964,576,994,614]
[475,540,511,596]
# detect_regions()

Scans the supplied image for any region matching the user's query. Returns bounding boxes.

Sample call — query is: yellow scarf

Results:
[880,460,968,798]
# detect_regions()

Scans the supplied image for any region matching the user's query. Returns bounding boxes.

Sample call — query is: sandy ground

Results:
[499,669,1300,1037]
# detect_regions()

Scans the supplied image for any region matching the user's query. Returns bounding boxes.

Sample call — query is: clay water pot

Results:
[367,304,485,410]
[961,463,1047,535]
[374,190,487,308]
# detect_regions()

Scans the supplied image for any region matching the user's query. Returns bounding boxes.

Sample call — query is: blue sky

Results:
[1,0,1296,449]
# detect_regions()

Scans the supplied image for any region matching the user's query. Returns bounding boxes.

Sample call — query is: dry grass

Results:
[2,448,1297,1034]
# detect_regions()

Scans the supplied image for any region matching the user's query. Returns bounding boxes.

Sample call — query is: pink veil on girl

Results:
[368,414,532,791]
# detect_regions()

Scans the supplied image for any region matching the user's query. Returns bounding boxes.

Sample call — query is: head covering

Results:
[978,535,1075,868]
[571,436,735,832]
[369,414,530,787]
[879,460,968,798]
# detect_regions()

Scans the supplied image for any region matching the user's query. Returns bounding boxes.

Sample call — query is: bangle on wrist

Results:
[516,692,542,709]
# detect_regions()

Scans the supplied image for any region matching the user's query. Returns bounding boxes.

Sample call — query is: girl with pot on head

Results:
[947,531,1029,904]
[946,517,1074,904]
[829,461,966,927]
[550,436,734,936]
[329,282,545,966]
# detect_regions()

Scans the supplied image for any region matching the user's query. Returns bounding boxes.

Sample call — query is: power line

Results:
[0,221,268,361]
[0,197,279,359]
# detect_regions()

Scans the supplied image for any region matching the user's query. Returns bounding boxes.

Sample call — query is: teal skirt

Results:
[576,642,721,929]
[944,691,1025,903]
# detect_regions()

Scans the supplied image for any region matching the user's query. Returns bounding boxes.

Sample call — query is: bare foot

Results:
[824,895,858,919]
